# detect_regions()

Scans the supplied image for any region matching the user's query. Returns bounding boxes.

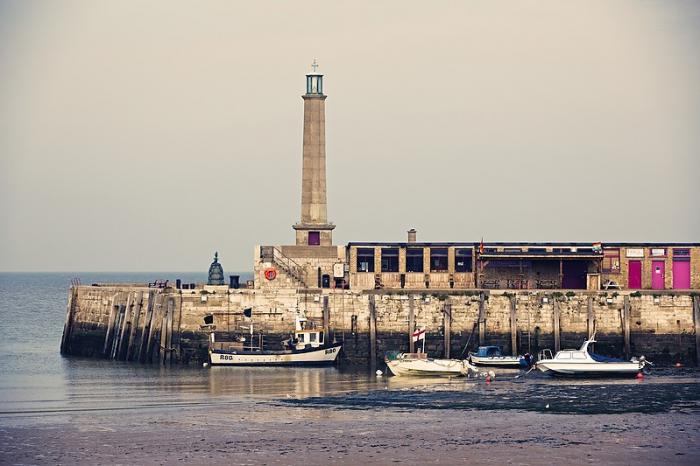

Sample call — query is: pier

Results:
[60,66,700,367]
[61,284,700,366]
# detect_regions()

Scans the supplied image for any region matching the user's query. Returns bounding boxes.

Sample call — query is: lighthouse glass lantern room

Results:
[306,63,323,95]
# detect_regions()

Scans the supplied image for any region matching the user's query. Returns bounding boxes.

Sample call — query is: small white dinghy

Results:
[384,351,478,377]
[536,335,652,377]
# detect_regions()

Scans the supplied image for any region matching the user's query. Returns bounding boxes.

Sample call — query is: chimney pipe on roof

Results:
[407,229,417,243]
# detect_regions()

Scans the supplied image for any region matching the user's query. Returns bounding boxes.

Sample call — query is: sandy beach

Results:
[2,400,699,465]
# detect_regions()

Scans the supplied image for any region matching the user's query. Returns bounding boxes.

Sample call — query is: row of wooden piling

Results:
[365,293,679,364]
[101,290,180,364]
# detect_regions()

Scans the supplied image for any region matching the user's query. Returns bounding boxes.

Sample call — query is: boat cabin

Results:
[474,346,504,358]
[293,314,325,350]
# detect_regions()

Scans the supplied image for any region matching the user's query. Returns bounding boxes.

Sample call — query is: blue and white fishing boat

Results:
[469,346,529,368]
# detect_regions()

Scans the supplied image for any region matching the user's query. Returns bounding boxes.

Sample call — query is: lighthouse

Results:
[293,60,335,246]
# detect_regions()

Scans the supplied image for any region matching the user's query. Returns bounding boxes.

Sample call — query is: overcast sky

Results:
[1,1,699,272]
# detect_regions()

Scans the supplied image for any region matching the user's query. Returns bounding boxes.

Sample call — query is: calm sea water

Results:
[0,273,699,427]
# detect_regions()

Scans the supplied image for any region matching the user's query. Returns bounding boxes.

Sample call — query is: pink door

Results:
[628,260,642,289]
[651,260,665,290]
[672,260,691,289]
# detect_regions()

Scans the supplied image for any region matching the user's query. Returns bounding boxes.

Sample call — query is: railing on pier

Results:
[261,246,308,288]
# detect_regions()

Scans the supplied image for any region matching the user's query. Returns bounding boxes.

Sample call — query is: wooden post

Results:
[323,296,330,341]
[369,295,377,372]
[509,295,518,356]
[623,296,631,359]
[478,292,486,346]
[162,298,174,365]
[145,293,162,363]
[60,286,77,354]
[693,296,700,367]
[559,259,563,289]
[125,291,144,361]
[115,292,133,360]
[152,299,163,364]
[102,293,120,356]
[408,296,415,353]
[587,296,595,338]
[159,298,171,365]
[475,257,480,289]
[110,305,124,359]
[443,302,452,358]
[137,291,155,363]
[553,299,561,353]
[171,294,183,363]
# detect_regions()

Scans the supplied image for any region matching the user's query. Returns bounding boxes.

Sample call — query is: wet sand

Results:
[2,401,699,465]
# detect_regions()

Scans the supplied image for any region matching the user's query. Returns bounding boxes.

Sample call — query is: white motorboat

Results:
[209,314,341,367]
[536,336,651,377]
[384,351,478,377]
[469,346,529,368]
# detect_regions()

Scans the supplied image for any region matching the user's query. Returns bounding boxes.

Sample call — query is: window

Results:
[556,352,572,359]
[406,248,424,272]
[430,248,448,272]
[673,248,691,261]
[298,334,305,343]
[455,249,473,272]
[310,333,316,342]
[357,248,375,272]
[319,332,324,344]
[308,231,320,246]
[602,248,620,273]
[381,248,399,272]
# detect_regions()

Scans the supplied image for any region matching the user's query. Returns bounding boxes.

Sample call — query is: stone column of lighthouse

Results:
[293,62,335,246]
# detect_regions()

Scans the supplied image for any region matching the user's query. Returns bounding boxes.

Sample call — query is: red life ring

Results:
[264,268,277,281]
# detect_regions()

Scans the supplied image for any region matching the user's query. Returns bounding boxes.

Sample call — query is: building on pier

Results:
[253,64,700,293]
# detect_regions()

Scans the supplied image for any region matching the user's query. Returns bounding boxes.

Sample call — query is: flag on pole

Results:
[412,327,426,342]
[479,237,485,255]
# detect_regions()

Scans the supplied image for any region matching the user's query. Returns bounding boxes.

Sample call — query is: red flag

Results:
[479,237,485,254]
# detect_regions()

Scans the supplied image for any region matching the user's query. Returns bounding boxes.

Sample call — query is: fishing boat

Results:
[536,335,652,377]
[468,346,529,368]
[384,351,477,377]
[208,314,341,366]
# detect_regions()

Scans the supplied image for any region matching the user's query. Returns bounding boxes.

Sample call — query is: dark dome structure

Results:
[207,252,225,285]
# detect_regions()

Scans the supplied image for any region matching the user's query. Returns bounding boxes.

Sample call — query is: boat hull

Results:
[385,357,476,377]
[209,343,341,366]
[469,355,525,368]
[536,361,643,377]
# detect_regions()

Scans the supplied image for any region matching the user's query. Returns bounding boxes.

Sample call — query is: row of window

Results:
[602,248,691,273]
[356,248,473,273]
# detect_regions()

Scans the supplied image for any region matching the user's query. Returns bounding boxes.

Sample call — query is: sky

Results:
[1,0,699,272]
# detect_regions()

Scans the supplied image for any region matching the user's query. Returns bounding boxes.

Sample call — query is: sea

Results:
[1,272,699,421]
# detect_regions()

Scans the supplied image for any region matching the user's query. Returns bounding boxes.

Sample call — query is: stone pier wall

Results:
[61,285,700,367]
